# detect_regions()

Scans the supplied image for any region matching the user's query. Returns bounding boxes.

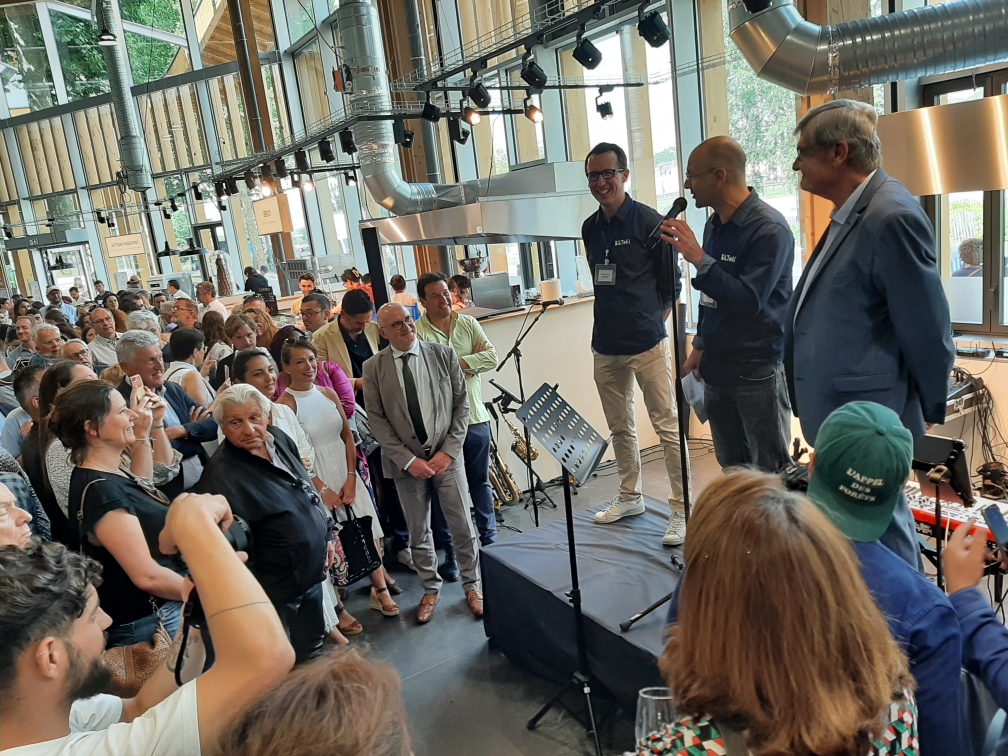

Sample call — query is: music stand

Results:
[912,435,970,590]
[517,383,609,756]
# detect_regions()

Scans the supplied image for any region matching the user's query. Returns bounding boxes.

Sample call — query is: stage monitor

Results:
[470,273,516,311]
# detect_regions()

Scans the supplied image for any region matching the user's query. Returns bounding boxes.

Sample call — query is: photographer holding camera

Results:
[0,492,294,754]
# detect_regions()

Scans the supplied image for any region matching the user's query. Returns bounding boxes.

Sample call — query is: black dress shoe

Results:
[438,553,460,583]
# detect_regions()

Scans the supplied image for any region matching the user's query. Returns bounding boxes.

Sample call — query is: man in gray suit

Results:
[786,99,954,569]
[363,302,483,624]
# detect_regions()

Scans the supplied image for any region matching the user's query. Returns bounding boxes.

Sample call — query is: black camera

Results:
[223,515,252,553]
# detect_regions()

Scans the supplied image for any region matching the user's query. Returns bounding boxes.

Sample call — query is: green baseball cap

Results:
[807,401,913,543]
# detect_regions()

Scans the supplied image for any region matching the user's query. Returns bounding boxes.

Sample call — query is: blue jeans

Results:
[703,362,792,473]
[432,422,497,551]
[106,601,182,649]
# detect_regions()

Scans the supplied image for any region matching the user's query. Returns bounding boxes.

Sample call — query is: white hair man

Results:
[32,323,64,359]
[785,98,954,570]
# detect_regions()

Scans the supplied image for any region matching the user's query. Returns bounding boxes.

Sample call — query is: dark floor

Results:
[341,440,722,756]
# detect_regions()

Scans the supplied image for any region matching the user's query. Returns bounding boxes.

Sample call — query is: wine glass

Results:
[635,686,677,747]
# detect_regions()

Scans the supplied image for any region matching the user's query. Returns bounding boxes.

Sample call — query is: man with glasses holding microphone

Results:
[581,142,691,547]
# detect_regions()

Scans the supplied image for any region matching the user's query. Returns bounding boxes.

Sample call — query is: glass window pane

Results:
[51,11,111,101]
[294,41,330,125]
[264,64,293,145]
[286,0,315,41]
[645,34,680,209]
[121,0,184,34]
[126,30,191,84]
[935,191,984,325]
[316,175,354,259]
[0,6,57,112]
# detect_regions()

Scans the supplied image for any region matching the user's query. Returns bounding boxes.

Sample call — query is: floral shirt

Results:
[632,694,919,756]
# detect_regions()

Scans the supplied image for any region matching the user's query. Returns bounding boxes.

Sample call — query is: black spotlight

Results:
[107,214,117,231]
[523,95,543,123]
[448,117,471,145]
[3,225,12,239]
[244,170,256,190]
[462,104,481,125]
[742,0,774,10]
[274,158,289,179]
[95,210,106,224]
[595,87,614,120]
[219,201,227,212]
[338,128,357,155]
[422,95,441,123]
[260,163,274,183]
[572,26,602,69]
[291,174,301,190]
[401,128,415,148]
[226,176,240,195]
[192,184,203,201]
[520,52,547,90]
[214,180,227,199]
[637,5,671,47]
[162,205,172,219]
[344,171,357,187]
[469,80,491,108]
[318,137,336,162]
[169,198,179,212]
[294,148,310,172]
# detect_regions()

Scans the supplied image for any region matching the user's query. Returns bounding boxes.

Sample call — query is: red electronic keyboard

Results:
[906,484,1002,542]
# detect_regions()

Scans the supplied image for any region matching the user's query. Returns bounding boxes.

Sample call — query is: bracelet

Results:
[152,424,165,430]
[347,471,357,478]
[132,437,151,443]
[319,484,330,496]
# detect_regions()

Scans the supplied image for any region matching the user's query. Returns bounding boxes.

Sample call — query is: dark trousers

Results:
[367,449,410,553]
[274,583,324,665]
[704,361,792,473]
[432,421,497,551]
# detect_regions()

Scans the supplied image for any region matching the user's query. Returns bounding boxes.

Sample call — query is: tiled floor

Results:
[341,440,722,756]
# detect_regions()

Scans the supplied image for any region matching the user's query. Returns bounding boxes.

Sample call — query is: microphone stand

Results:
[496,302,559,525]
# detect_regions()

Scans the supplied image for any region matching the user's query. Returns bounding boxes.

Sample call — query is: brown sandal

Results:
[371,587,400,617]
[337,611,364,635]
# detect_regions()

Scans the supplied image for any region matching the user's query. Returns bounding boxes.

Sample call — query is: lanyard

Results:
[595,200,632,264]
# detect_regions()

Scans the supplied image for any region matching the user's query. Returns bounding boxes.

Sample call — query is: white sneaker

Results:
[593,496,646,524]
[662,511,687,546]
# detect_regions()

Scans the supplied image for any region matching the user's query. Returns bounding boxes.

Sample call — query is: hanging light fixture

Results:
[637,2,671,47]
[274,158,289,179]
[244,170,256,190]
[462,102,481,125]
[572,25,602,69]
[448,117,471,145]
[302,174,314,192]
[338,129,357,155]
[468,79,492,109]
[97,24,117,46]
[318,137,336,163]
[344,171,357,187]
[422,93,441,123]
[169,198,179,212]
[595,87,614,120]
[520,51,547,90]
[192,183,204,201]
[95,210,107,224]
[294,149,310,172]
[523,94,544,123]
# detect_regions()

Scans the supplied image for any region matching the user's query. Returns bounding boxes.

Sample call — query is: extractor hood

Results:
[359,162,598,247]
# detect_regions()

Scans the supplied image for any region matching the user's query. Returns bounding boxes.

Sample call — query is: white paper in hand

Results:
[682,371,707,424]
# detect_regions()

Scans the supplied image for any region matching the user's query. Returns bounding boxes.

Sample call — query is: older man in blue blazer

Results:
[786,99,954,570]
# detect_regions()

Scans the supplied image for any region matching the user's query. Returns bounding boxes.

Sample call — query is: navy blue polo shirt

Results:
[691,190,794,386]
[581,195,682,356]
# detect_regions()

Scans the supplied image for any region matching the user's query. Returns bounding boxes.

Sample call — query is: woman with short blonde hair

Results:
[645,469,917,756]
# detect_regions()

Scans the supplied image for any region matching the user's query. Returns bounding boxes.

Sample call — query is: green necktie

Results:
[400,353,428,446]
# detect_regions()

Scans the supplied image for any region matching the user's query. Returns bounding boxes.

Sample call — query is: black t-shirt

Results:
[340,320,374,379]
[22,429,74,547]
[69,467,180,626]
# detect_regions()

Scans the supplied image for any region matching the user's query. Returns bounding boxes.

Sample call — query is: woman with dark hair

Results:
[52,380,185,646]
[40,360,178,518]
[105,294,127,332]
[202,309,230,364]
[639,469,917,755]
[269,326,354,415]
[450,274,474,309]
[165,327,215,407]
[341,267,373,302]
[212,647,411,756]
[13,298,31,318]
[277,337,398,619]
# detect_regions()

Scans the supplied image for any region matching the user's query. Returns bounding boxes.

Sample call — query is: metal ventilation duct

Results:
[336,0,474,215]
[96,0,153,191]
[729,0,1008,95]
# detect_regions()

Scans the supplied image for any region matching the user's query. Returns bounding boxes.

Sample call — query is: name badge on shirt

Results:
[595,264,617,286]
[699,292,718,309]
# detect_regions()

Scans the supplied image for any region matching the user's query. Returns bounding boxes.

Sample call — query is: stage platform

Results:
[482,498,681,710]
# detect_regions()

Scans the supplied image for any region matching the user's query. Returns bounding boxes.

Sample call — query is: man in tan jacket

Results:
[313,288,381,394]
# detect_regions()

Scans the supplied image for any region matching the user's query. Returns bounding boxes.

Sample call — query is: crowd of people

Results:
[2,96,1007,756]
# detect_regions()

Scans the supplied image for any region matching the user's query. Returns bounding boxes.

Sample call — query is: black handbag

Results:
[337,505,382,584]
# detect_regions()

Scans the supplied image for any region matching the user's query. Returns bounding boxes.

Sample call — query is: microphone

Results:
[647,196,689,250]
[540,299,564,307]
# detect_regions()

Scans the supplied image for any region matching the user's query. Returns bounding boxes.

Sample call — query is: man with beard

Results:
[0,493,294,754]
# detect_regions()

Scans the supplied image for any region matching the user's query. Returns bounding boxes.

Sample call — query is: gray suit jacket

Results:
[362,340,470,475]
[784,169,954,444]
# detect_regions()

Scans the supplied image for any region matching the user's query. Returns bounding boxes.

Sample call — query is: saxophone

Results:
[502,411,538,463]
[489,438,522,507]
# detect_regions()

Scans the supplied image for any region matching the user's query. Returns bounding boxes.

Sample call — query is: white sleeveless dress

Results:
[284,385,383,539]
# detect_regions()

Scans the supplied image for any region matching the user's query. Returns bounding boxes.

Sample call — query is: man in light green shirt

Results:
[415,273,499,564]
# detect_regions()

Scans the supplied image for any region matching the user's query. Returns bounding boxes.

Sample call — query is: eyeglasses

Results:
[300,309,323,318]
[585,169,624,183]
[383,315,414,331]
[685,168,717,182]
[284,336,312,346]
[66,348,89,360]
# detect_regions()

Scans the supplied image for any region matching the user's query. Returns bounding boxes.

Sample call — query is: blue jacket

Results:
[951,587,1008,711]
[667,540,965,756]
[784,170,954,444]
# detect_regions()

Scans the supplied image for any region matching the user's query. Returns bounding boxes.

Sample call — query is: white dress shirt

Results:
[198,297,228,323]
[794,169,877,318]
[390,339,436,470]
